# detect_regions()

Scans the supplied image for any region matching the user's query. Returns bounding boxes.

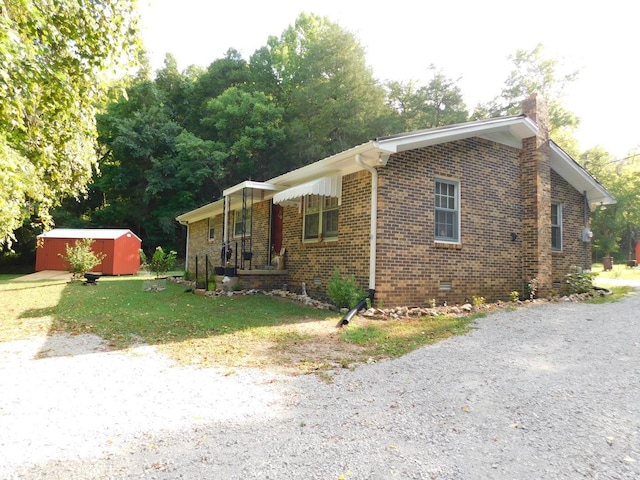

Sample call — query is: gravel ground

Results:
[2,291,640,479]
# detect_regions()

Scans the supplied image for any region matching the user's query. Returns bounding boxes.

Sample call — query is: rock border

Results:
[168,276,610,320]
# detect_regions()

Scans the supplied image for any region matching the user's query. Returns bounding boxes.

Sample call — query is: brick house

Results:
[176,94,614,306]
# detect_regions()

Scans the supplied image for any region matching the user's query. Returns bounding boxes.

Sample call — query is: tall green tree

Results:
[582,148,640,261]
[201,87,285,184]
[0,0,141,247]
[185,50,251,137]
[250,13,392,170]
[386,68,468,132]
[78,68,230,252]
[93,79,181,248]
[472,43,580,156]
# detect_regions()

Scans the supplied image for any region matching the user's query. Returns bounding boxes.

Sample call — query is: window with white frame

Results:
[551,202,562,251]
[208,217,215,241]
[234,209,251,237]
[303,195,339,241]
[434,179,460,243]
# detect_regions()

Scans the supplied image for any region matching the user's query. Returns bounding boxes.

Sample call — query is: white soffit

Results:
[223,181,278,198]
[549,142,616,207]
[376,116,538,152]
[273,174,342,205]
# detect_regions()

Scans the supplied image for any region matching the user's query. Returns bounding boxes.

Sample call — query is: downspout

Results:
[180,221,190,274]
[338,153,378,326]
[583,191,590,270]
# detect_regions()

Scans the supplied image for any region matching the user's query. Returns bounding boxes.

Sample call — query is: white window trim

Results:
[434,178,461,244]
[208,217,215,242]
[233,209,252,238]
[302,194,339,243]
[551,201,563,252]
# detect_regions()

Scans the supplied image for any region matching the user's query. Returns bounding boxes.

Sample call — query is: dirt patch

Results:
[156,318,370,375]
[13,270,72,282]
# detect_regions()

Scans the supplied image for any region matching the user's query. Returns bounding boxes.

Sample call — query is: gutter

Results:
[338,153,380,326]
[178,220,190,271]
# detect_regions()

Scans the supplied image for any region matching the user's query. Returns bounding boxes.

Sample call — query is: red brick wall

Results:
[184,98,588,306]
[185,216,223,278]
[551,170,592,284]
[186,201,273,277]
[520,95,552,297]
[375,138,524,306]
[281,170,371,299]
[231,202,271,270]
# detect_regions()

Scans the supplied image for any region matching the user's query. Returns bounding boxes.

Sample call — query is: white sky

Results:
[138,0,639,159]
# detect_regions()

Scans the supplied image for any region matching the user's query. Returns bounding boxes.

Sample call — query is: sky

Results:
[138,0,639,159]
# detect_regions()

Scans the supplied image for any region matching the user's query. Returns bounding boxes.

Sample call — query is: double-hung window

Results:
[304,195,339,241]
[551,202,562,251]
[208,217,215,241]
[434,179,460,243]
[234,209,251,237]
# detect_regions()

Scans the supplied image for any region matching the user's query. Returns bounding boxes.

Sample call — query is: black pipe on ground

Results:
[336,289,375,328]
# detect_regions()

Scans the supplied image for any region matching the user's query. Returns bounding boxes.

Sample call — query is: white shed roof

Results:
[38,228,141,241]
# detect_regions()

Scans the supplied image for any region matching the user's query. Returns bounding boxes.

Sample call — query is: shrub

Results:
[524,276,539,300]
[59,238,106,281]
[139,249,148,272]
[327,268,365,309]
[149,246,177,278]
[564,266,597,295]
[471,295,486,307]
[510,291,520,302]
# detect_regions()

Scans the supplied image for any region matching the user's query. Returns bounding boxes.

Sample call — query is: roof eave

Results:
[377,115,538,151]
[549,142,616,207]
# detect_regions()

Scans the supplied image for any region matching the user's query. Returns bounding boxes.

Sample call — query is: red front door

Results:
[271,203,283,254]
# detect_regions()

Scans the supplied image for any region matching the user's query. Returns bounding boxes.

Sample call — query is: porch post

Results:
[223,195,230,246]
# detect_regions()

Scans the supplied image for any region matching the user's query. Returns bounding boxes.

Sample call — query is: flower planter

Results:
[84,273,101,285]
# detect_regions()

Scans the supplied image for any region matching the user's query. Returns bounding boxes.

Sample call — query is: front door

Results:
[271,203,283,255]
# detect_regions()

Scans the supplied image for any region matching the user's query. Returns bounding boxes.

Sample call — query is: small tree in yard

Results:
[149,246,177,278]
[59,238,106,281]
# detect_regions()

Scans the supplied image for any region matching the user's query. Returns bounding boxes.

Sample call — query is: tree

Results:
[386,67,468,132]
[0,0,141,248]
[583,148,640,261]
[60,238,106,281]
[201,87,285,184]
[250,13,392,170]
[185,50,251,137]
[472,44,580,156]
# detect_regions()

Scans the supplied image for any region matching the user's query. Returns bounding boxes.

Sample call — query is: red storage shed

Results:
[36,228,142,275]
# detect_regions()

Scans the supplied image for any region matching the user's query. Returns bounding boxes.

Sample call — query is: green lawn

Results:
[591,262,640,282]
[0,275,477,375]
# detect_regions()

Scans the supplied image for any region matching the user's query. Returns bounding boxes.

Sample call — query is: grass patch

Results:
[0,275,493,374]
[592,263,640,281]
[339,314,477,359]
[587,286,636,303]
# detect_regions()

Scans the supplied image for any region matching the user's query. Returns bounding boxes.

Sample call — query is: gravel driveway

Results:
[2,291,639,479]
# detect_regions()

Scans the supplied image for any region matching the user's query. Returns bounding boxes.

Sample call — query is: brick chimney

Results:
[520,93,552,297]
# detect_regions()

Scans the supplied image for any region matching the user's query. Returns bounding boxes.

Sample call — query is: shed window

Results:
[551,202,562,251]
[435,179,460,243]
[304,195,338,241]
